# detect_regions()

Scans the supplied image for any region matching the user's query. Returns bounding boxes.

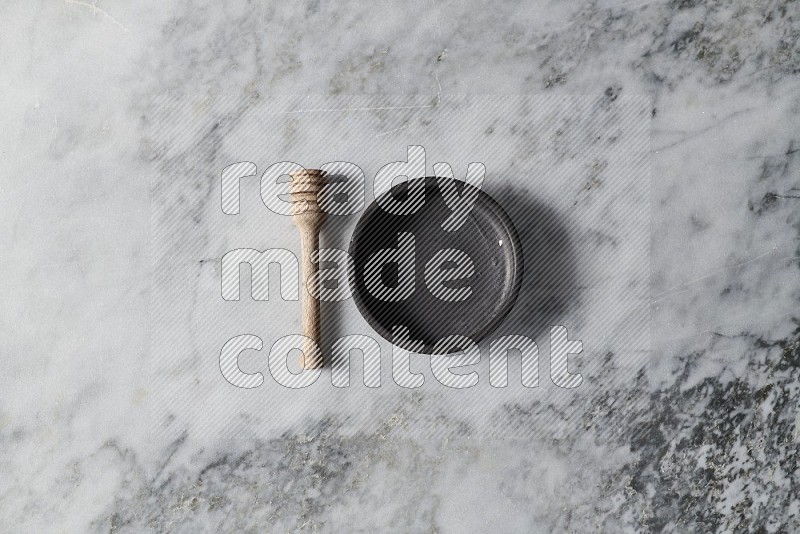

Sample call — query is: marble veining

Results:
[1,0,799,532]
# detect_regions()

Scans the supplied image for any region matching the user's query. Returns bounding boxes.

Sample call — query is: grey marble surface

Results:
[2,0,799,532]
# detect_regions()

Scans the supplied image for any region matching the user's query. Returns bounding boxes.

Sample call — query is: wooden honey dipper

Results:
[290,168,327,369]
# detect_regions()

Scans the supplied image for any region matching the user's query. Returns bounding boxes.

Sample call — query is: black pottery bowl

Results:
[349,177,523,353]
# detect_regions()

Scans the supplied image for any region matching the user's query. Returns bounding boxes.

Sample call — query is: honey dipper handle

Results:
[298,225,323,369]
